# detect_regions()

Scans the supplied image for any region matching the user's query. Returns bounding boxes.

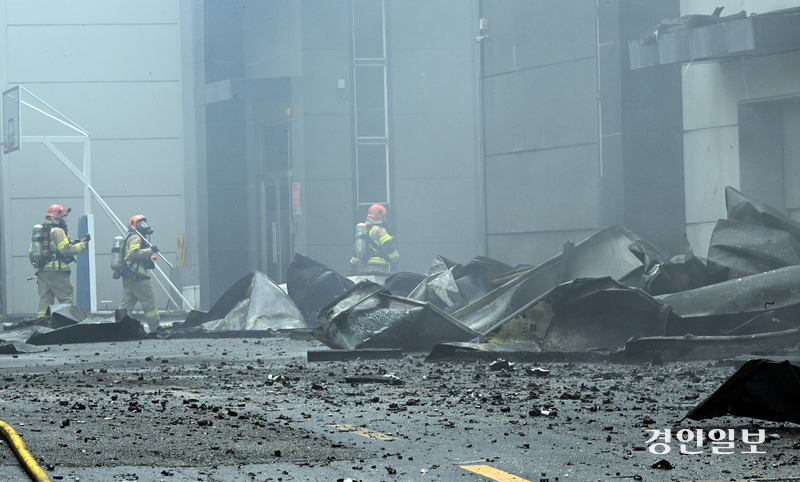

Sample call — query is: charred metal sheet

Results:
[624,327,800,354]
[343,375,404,385]
[182,271,306,331]
[426,342,540,362]
[408,256,513,313]
[540,278,670,352]
[382,272,426,297]
[286,254,355,328]
[48,304,90,323]
[658,265,800,335]
[685,359,800,424]
[408,256,466,312]
[0,342,48,354]
[160,327,282,340]
[26,315,145,345]
[727,186,800,243]
[318,280,386,322]
[425,341,611,363]
[707,219,800,279]
[307,348,404,362]
[313,293,478,352]
[451,225,646,334]
[456,256,514,302]
[619,240,724,296]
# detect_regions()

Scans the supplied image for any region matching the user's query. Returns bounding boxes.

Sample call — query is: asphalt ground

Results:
[0,332,798,482]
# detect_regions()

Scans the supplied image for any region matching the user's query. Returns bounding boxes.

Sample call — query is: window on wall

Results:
[352,0,389,206]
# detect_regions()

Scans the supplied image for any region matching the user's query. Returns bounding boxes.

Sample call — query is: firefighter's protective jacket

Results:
[29,218,88,273]
[350,221,399,270]
[124,234,156,279]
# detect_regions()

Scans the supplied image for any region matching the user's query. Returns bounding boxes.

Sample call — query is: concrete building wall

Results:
[387,0,482,273]
[680,0,800,257]
[0,1,185,316]
[480,0,602,267]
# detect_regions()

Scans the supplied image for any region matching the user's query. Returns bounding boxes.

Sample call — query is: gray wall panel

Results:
[8,25,180,82]
[393,113,474,180]
[303,179,354,248]
[599,43,622,136]
[388,0,476,51]
[302,115,353,181]
[14,82,182,140]
[390,48,474,115]
[485,144,600,234]
[400,242,479,275]
[301,0,350,50]
[481,0,596,76]
[739,103,785,211]
[483,59,598,155]
[9,139,182,198]
[300,50,353,116]
[600,133,624,227]
[487,229,598,268]
[395,178,476,243]
[784,101,800,209]
[7,0,178,24]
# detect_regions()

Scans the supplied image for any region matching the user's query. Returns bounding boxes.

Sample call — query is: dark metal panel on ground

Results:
[0,342,47,354]
[425,341,611,364]
[539,278,668,351]
[726,186,800,243]
[707,219,800,280]
[451,225,645,334]
[181,271,306,331]
[685,359,800,424]
[307,349,404,362]
[313,291,478,352]
[286,254,355,328]
[26,315,145,345]
[657,265,800,335]
[624,328,800,354]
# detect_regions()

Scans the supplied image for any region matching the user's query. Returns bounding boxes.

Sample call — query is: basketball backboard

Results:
[2,86,20,154]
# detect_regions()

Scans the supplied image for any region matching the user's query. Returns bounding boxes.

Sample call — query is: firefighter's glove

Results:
[348,264,357,274]
[150,245,159,254]
[82,234,91,243]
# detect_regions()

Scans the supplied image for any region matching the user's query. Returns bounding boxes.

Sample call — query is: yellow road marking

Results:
[328,424,396,441]
[461,465,531,482]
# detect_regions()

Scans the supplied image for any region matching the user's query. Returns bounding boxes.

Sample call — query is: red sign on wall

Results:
[292,182,301,215]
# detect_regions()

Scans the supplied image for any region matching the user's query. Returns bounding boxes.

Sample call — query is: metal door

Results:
[258,123,293,283]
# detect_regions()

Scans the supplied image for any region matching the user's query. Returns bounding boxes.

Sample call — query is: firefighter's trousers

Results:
[120,277,160,331]
[36,270,74,317]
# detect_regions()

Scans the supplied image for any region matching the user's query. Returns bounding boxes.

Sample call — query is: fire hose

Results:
[0,420,51,481]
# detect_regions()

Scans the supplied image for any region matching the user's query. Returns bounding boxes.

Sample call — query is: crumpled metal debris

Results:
[685,359,800,424]
[658,265,800,335]
[450,224,646,335]
[286,254,354,328]
[708,219,800,280]
[26,313,145,345]
[313,288,478,351]
[182,271,307,332]
[407,256,514,313]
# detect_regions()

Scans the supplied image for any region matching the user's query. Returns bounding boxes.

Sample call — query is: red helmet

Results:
[46,204,68,218]
[129,214,146,229]
[367,204,387,219]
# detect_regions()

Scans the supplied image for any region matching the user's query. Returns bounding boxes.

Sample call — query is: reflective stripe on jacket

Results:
[124,234,155,278]
[30,223,86,272]
[366,224,399,266]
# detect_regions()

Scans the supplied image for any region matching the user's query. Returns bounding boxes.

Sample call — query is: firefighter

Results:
[29,204,90,318]
[349,203,400,273]
[118,214,161,332]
